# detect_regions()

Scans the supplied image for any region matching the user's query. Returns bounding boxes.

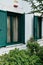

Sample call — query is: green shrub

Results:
[26,38,43,64]
[0,49,30,65]
[0,39,43,65]
[37,46,43,63]
[28,37,35,42]
[27,40,40,55]
[29,55,42,65]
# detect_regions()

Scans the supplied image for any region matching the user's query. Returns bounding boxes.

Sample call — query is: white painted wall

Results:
[0,0,24,13]
[0,0,31,14]
[25,14,34,43]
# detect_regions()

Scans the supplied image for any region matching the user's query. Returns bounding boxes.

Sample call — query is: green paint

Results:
[18,14,25,43]
[0,10,7,47]
[33,16,42,40]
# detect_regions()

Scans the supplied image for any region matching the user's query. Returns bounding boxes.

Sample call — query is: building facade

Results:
[0,0,43,48]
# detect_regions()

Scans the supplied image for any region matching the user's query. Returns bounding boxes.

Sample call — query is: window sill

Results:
[0,43,26,55]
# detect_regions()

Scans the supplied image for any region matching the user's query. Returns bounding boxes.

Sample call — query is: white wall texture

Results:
[25,14,33,43]
[0,0,31,14]
[0,0,24,13]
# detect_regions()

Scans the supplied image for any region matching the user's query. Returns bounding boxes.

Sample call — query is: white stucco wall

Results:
[0,0,24,13]
[25,14,34,43]
[0,0,31,14]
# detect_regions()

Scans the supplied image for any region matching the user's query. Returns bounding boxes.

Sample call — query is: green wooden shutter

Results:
[33,16,39,40]
[0,10,7,47]
[18,14,25,43]
[33,16,42,40]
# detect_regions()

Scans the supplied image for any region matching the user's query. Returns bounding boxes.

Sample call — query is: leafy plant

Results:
[37,46,43,63]
[0,39,43,65]
[27,39,40,55]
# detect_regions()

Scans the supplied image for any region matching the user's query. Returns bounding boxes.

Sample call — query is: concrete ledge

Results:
[0,39,43,56]
[0,44,26,55]
[37,39,43,46]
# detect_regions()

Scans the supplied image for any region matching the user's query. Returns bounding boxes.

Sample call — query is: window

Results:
[7,12,25,44]
[0,10,25,47]
[7,16,18,43]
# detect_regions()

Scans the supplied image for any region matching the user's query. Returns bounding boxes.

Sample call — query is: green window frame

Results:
[33,16,42,40]
[7,12,25,45]
[0,10,7,47]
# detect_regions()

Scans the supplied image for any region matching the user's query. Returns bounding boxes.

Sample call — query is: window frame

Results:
[7,12,25,45]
